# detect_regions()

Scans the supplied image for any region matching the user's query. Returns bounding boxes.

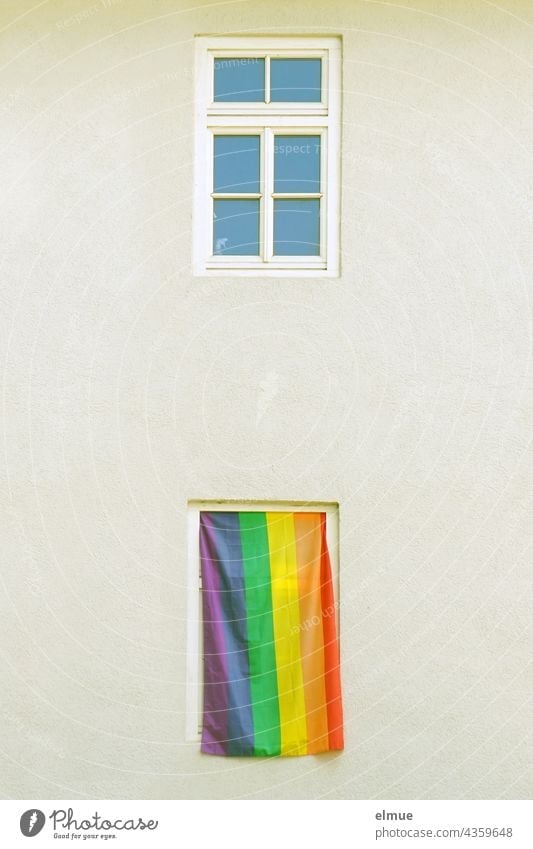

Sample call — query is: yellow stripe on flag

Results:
[267,512,308,755]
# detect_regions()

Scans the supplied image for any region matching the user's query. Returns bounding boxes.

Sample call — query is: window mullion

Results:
[265,56,271,104]
[264,127,274,261]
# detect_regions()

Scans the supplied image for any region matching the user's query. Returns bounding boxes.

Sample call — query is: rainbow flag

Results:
[199,510,343,756]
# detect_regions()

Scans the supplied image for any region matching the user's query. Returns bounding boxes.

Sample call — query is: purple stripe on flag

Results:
[199,512,254,756]
[199,513,229,755]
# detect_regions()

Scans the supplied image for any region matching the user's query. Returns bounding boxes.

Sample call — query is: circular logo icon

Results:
[20,810,45,837]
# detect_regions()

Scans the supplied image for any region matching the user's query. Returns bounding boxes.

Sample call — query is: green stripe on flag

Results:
[239,512,281,756]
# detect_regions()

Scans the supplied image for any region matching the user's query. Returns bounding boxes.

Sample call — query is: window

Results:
[185,501,342,755]
[193,37,341,277]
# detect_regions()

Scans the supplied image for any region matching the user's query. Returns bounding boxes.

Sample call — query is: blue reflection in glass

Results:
[270,59,321,102]
[213,136,260,194]
[273,199,320,255]
[213,200,260,255]
[214,57,265,102]
[274,135,320,194]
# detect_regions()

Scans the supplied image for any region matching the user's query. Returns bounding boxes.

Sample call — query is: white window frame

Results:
[193,37,341,277]
[185,500,340,741]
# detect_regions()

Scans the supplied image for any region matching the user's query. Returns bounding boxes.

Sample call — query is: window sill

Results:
[196,266,338,278]
[195,259,340,277]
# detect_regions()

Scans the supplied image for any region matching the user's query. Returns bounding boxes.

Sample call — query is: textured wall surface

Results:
[1,0,531,799]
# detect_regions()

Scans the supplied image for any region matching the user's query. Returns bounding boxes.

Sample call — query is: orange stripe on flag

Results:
[294,513,330,754]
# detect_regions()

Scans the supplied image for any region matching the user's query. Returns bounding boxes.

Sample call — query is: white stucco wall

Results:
[1,0,531,799]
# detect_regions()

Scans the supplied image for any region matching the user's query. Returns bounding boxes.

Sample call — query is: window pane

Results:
[213,199,260,255]
[214,136,260,194]
[274,135,320,194]
[270,58,321,102]
[274,199,320,256]
[214,57,265,102]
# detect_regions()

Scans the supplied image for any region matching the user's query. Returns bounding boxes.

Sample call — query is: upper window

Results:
[193,37,341,277]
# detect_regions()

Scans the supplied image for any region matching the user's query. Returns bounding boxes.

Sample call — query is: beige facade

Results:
[1,0,531,799]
